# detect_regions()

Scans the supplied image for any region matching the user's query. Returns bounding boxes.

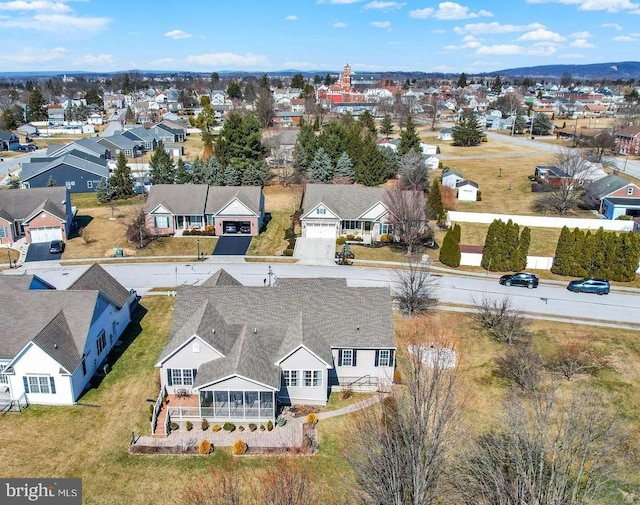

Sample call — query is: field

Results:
[0,298,638,504]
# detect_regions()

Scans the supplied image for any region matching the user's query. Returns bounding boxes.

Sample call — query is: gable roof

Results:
[586,173,632,200]
[67,263,131,308]
[47,138,108,158]
[20,151,109,181]
[23,198,68,223]
[441,168,464,179]
[205,186,262,216]
[301,184,387,220]
[456,180,479,188]
[159,278,395,389]
[200,269,242,287]
[0,187,68,221]
[97,133,141,150]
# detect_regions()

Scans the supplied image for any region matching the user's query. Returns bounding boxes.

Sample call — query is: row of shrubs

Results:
[173,419,282,433]
[183,228,215,236]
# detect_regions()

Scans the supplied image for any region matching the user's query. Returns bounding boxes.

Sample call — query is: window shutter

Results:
[153,216,158,228]
[374,350,379,367]
[49,377,56,394]
[23,376,29,393]
[390,350,395,368]
[192,369,198,383]
[167,368,173,386]
[338,350,343,366]
[352,350,357,367]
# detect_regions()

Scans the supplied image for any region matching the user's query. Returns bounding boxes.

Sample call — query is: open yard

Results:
[0,297,638,504]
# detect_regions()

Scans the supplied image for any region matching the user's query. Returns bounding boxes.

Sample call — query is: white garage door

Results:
[30,227,62,243]
[305,223,337,239]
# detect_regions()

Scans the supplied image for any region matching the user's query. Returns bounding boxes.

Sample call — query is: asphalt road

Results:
[19,261,640,330]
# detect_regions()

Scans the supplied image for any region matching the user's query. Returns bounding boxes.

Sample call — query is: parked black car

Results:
[567,278,610,295]
[49,240,65,254]
[499,272,539,289]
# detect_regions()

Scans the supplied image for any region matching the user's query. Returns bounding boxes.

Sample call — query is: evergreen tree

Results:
[616,232,640,281]
[531,113,553,136]
[503,219,521,271]
[491,75,503,94]
[110,151,135,199]
[149,144,175,185]
[226,80,243,100]
[308,147,335,183]
[318,121,348,164]
[222,165,241,186]
[27,86,47,121]
[380,146,399,180]
[481,219,506,271]
[457,72,468,88]
[334,152,355,182]
[398,115,421,156]
[357,110,377,135]
[190,158,205,184]
[354,132,388,186]
[96,178,115,203]
[380,115,394,139]
[439,228,461,268]
[514,226,531,272]
[344,122,365,169]
[452,110,484,147]
[46,175,57,187]
[214,112,265,171]
[427,179,445,224]
[203,156,223,185]
[551,226,572,275]
[399,148,428,190]
[241,160,272,186]
[514,115,528,134]
[124,106,134,123]
[452,223,461,243]
[174,158,192,184]
[293,122,317,174]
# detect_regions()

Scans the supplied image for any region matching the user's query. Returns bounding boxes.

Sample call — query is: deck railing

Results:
[168,405,275,421]
[150,386,166,435]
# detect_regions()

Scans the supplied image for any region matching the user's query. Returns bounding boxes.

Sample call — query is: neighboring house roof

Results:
[0,187,68,222]
[67,263,132,308]
[205,186,263,216]
[616,125,640,138]
[301,184,386,220]
[157,278,395,389]
[0,131,19,141]
[601,196,640,206]
[200,268,242,287]
[23,199,67,223]
[456,180,479,188]
[20,150,109,181]
[97,134,140,150]
[122,126,156,144]
[442,168,463,179]
[586,174,630,200]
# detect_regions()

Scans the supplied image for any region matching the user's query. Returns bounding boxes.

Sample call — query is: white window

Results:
[26,376,55,394]
[0,226,7,239]
[628,187,634,196]
[87,181,93,189]
[65,182,72,189]
[171,368,194,386]
[378,350,391,367]
[282,370,299,387]
[317,207,326,215]
[312,371,322,387]
[380,223,392,234]
[192,342,200,353]
[0,364,7,384]
[96,331,107,355]
[343,220,358,230]
[154,216,170,228]
[303,370,313,387]
[341,349,354,366]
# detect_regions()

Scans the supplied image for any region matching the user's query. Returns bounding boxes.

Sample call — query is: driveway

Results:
[24,242,62,262]
[212,236,252,256]
[293,238,337,266]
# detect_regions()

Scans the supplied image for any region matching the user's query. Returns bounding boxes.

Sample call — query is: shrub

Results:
[342,388,353,400]
[276,415,287,427]
[355,236,363,242]
[346,234,355,241]
[211,424,221,432]
[186,420,193,431]
[183,229,192,236]
[306,413,319,425]
[393,369,402,383]
[283,248,294,256]
[284,227,296,240]
[380,234,391,243]
[238,425,245,432]
[336,236,346,245]
[170,422,179,431]
[201,419,209,431]
[205,225,214,233]
[223,422,236,432]
[260,425,265,431]
[232,439,247,455]
[198,439,213,455]
[249,423,257,432]
[267,420,274,431]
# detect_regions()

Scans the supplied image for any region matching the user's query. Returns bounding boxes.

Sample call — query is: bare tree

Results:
[398,148,428,190]
[126,206,152,248]
[495,341,543,393]
[535,148,596,214]
[384,184,427,256]
[394,260,439,316]
[472,294,529,344]
[548,341,604,381]
[349,322,461,505]
[454,386,625,505]
[250,458,315,505]
[182,465,242,505]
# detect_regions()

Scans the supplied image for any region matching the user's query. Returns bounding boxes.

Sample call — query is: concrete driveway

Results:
[293,238,337,266]
[24,242,62,262]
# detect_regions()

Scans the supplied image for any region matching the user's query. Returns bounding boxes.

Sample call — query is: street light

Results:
[7,248,12,269]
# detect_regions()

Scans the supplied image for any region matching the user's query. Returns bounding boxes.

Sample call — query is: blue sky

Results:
[0,0,638,74]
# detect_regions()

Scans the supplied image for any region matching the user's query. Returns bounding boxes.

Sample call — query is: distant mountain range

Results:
[0,61,639,81]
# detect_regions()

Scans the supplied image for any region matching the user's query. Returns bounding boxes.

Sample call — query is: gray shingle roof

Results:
[23,199,67,222]
[67,264,132,308]
[205,186,262,215]
[0,187,68,221]
[159,278,395,389]
[200,269,242,287]
[20,151,109,181]
[586,174,630,200]
[301,184,387,220]
[144,185,262,216]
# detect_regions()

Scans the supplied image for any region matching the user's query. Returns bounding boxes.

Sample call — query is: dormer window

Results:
[317,207,326,215]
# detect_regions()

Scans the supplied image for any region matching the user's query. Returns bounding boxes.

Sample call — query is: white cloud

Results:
[525,0,639,13]
[601,22,623,30]
[0,1,72,12]
[410,2,492,20]
[364,1,405,10]
[0,13,110,34]
[318,0,362,4]
[75,53,113,66]
[613,35,636,41]
[0,46,67,65]
[569,31,591,38]
[285,15,297,20]
[454,21,545,35]
[371,20,391,28]
[517,28,565,42]
[444,34,481,50]
[569,38,594,47]
[185,52,270,68]
[476,44,525,55]
[164,29,192,39]
[333,21,347,27]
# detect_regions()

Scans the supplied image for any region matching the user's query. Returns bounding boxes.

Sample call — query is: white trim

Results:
[196,373,278,392]
[154,335,221,367]
[274,343,332,368]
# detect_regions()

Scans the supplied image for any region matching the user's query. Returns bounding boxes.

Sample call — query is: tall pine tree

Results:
[355,133,388,186]
[308,147,335,183]
[174,158,192,184]
[398,115,421,156]
[149,144,175,185]
[110,151,135,199]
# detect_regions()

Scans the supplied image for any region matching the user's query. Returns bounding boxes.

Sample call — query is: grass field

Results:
[1,298,638,504]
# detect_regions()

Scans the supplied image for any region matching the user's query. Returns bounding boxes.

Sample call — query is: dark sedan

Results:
[499,272,539,289]
[567,278,610,295]
[48,240,65,254]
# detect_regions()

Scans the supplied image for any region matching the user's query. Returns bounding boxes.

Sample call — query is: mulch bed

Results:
[287,405,322,417]
[129,445,199,455]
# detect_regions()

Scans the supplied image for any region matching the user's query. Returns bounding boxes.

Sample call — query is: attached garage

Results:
[305,222,337,239]
[29,227,63,243]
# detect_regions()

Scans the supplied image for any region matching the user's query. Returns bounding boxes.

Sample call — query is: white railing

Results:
[168,405,275,421]
[164,411,171,437]
[150,385,166,435]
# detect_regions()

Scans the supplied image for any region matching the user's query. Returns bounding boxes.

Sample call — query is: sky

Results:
[0,0,638,74]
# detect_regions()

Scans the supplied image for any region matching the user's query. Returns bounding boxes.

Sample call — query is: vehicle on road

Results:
[499,272,539,289]
[48,240,65,254]
[567,277,610,295]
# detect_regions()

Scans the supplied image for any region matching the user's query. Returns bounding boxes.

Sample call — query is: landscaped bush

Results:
[284,227,296,240]
[223,422,236,432]
[186,421,193,431]
[232,439,247,455]
[249,423,257,432]
[211,424,221,432]
[393,369,402,384]
[276,415,287,428]
[260,425,265,431]
[267,420,274,431]
[170,422,179,431]
[198,439,213,455]
[148,404,154,422]
[305,413,319,425]
[283,249,294,256]
[380,234,391,243]
[183,229,192,236]
[336,236,346,245]
[346,234,355,241]
[238,425,245,432]
[201,419,209,431]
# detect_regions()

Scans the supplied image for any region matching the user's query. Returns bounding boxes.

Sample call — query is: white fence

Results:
[448,211,634,231]
[460,253,639,273]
